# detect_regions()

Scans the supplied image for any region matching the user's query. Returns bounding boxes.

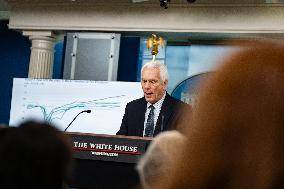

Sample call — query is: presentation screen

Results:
[9,78,143,135]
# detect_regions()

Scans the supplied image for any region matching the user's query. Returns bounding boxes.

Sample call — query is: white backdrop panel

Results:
[9,78,143,135]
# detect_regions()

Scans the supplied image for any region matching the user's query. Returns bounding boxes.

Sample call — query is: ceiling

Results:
[1,0,284,41]
[1,0,284,11]
[132,0,284,3]
[1,0,284,12]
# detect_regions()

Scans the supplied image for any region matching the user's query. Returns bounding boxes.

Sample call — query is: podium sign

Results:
[68,132,152,163]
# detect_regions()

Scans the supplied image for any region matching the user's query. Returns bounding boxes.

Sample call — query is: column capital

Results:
[24,30,56,79]
[22,30,55,38]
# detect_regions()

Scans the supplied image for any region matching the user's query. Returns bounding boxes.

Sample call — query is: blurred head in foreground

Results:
[157,40,284,189]
[0,121,73,189]
[137,130,186,189]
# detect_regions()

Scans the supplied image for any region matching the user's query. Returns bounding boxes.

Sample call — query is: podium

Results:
[67,132,152,189]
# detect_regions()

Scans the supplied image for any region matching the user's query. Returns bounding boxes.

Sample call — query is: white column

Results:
[23,31,56,79]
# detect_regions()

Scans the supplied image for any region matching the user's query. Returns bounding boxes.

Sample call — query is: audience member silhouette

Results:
[137,130,186,189]
[0,121,73,189]
[156,40,284,189]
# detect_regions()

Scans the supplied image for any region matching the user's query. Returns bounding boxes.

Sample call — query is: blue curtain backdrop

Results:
[117,36,140,82]
[0,21,30,124]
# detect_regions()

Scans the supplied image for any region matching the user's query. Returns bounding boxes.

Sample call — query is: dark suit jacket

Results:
[116,93,190,137]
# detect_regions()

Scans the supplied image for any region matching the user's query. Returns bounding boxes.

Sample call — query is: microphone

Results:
[64,110,91,132]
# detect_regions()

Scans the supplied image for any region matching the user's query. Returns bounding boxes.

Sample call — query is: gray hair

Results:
[136,131,186,189]
[141,61,169,82]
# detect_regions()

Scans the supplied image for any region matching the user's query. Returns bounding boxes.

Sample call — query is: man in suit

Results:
[116,61,190,137]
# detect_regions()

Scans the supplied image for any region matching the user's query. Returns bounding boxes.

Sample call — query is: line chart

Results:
[26,95,125,123]
[9,78,143,134]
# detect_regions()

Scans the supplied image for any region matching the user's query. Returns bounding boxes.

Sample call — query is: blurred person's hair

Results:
[157,40,284,189]
[137,131,186,189]
[0,121,73,189]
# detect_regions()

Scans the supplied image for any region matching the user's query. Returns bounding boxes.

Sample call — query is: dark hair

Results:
[0,121,73,189]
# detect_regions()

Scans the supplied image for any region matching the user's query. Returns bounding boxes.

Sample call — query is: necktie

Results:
[144,105,155,137]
